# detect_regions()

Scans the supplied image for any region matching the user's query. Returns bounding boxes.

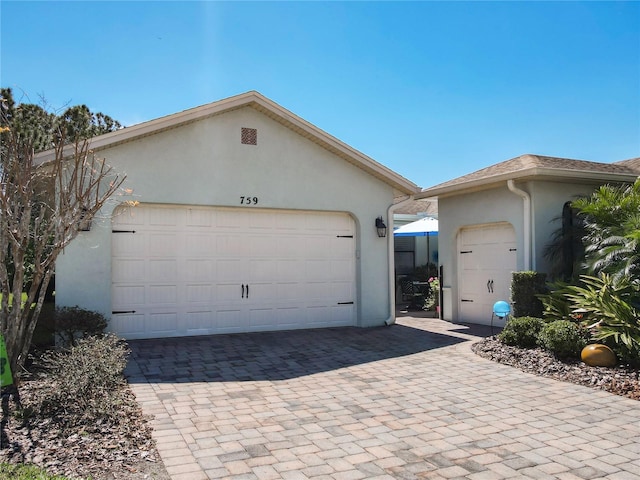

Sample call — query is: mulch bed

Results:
[0,381,170,480]
[472,337,640,401]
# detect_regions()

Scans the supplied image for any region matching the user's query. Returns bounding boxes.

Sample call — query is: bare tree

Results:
[0,96,126,382]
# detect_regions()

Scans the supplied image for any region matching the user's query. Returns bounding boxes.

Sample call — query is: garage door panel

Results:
[148,285,177,305]
[217,259,242,281]
[186,284,211,303]
[111,313,145,338]
[216,210,242,229]
[112,205,356,339]
[216,309,244,333]
[458,224,516,325]
[249,259,277,282]
[277,260,304,282]
[112,259,145,282]
[148,259,177,279]
[185,259,213,282]
[148,312,179,335]
[112,233,145,256]
[276,308,302,328]
[217,235,245,256]
[305,237,329,257]
[149,234,179,256]
[306,260,331,280]
[247,283,277,302]
[112,285,145,307]
[215,283,244,302]
[186,234,214,255]
[186,311,213,334]
[186,208,212,228]
[248,308,277,330]
[149,207,179,227]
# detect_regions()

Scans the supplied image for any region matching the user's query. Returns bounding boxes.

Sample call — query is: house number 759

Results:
[240,196,259,205]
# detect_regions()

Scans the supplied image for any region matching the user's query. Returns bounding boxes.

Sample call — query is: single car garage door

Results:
[111,204,356,339]
[458,223,516,326]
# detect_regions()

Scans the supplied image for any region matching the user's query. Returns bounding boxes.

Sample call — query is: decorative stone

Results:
[581,344,617,367]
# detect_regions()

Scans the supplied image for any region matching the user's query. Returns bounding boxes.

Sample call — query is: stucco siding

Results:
[528,181,601,276]
[437,185,526,322]
[56,106,397,331]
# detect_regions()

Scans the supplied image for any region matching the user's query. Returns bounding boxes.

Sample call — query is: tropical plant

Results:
[563,273,640,365]
[573,180,640,282]
[539,281,575,323]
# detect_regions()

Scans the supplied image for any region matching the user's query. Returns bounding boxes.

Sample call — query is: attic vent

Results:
[241,127,257,145]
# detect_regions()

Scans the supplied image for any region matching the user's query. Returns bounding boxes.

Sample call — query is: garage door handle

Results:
[246,285,249,299]
[242,284,245,298]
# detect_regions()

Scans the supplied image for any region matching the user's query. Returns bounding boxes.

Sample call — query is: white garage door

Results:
[111,204,356,339]
[458,223,516,326]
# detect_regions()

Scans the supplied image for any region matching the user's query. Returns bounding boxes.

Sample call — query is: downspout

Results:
[507,180,531,271]
[384,195,414,326]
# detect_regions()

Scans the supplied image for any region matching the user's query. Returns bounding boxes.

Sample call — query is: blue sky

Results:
[2,1,639,188]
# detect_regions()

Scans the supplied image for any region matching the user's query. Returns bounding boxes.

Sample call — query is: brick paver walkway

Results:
[126,314,640,479]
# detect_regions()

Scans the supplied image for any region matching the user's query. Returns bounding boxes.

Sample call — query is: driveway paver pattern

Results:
[126,314,640,480]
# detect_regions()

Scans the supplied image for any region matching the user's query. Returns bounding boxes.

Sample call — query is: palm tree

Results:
[573,180,640,283]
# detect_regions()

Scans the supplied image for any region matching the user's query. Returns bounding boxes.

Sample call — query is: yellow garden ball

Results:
[581,344,617,367]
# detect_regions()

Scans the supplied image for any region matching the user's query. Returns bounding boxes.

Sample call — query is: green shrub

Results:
[54,306,107,347]
[538,320,588,358]
[498,316,545,348]
[563,274,640,366]
[30,334,131,428]
[511,271,547,318]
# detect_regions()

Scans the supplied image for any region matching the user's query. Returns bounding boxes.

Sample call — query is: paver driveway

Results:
[126,314,640,480]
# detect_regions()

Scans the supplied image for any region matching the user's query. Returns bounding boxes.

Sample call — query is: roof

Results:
[392,199,438,216]
[35,91,420,196]
[416,154,640,199]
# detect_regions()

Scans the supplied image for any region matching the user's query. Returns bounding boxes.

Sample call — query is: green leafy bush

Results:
[29,334,131,428]
[539,282,574,322]
[511,271,547,318]
[563,274,640,366]
[538,320,588,358]
[498,316,545,348]
[54,306,107,347]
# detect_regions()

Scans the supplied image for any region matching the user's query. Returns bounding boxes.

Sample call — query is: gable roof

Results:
[416,154,640,199]
[35,91,420,195]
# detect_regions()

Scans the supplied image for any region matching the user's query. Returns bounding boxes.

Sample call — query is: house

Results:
[44,91,420,339]
[415,154,640,327]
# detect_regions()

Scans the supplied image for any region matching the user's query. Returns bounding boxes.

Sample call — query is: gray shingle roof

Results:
[419,154,640,198]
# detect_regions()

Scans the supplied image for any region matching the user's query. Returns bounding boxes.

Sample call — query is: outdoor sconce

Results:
[78,207,92,231]
[375,216,387,238]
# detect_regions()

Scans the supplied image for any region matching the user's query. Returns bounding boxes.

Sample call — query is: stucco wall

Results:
[435,179,605,322]
[437,185,525,322]
[55,106,397,329]
[528,181,600,275]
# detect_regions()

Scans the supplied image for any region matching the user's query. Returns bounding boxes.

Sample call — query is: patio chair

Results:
[400,278,425,311]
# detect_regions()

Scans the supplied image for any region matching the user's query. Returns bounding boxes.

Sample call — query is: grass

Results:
[0,293,56,347]
[0,463,76,480]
